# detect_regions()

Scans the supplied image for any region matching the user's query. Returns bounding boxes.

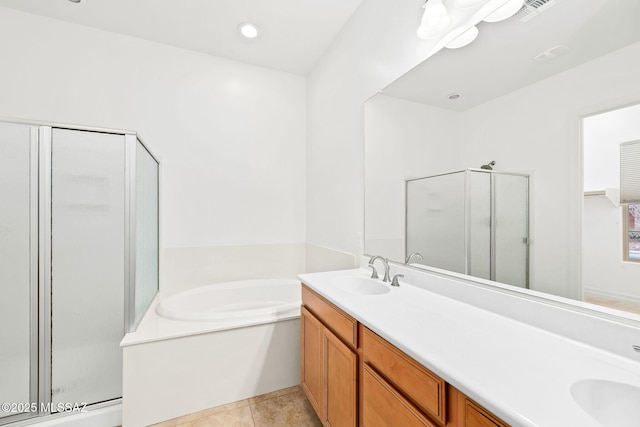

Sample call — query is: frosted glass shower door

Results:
[0,123,37,421]
[468,171,491,280]
[50,128,125,406]
[406,172,466,273]
[132,139,159,330]
[493,173,529,288]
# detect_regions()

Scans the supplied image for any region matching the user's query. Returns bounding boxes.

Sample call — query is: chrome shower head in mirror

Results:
[481,161,496,170]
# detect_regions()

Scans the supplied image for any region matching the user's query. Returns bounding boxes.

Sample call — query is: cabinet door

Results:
[362,364,437,427]
[465,399,509,427]
[324,328,357,427]
[301,306,324,419]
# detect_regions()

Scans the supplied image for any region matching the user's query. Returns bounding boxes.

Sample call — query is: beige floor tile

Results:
[251,390,322,427]
[175,400,251,423]
[248,385,301,405]
[177,405,254,427]
[584,293,640,315]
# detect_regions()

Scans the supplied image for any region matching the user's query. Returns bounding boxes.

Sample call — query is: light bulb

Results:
[445,26,479,49]
[455,0,487,7]
[483,0,525,23]
[238,23,259,39]
[417,0,452,40]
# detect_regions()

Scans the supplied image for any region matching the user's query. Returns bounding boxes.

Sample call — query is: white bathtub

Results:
[122,278,302,427]
[156,279,300,322]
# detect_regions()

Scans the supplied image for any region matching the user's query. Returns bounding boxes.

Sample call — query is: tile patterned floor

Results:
[584,292,640,315]
[150,385,322,427]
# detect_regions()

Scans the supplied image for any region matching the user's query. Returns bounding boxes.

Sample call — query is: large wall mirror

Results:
[364,0,640,318]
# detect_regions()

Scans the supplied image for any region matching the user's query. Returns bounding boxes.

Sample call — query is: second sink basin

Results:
[331,277,390,295]
[571,379,640,427]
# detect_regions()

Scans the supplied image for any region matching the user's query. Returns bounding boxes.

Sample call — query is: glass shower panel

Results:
[406,172,466,273]
[0,123,36,420]
[467,171,491,280]
[133,140,159,330]
[50,129,125,406]
[493,173,529,288]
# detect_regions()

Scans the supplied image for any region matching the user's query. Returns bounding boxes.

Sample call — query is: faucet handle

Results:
[391,274,404,287]
[368,264,379,279]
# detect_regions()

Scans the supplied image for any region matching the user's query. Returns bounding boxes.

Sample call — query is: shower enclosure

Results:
[406,169,529,288]
[0,119,159,426]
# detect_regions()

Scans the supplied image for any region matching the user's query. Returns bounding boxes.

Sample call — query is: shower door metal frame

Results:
[28,127,39,415]
[473,168,530,288]
[405,168,530,288]
[0,116,160,426]
[38,126,53,413]
[124,134,136,334]
[124,134,161,333]
[0,122,41,426]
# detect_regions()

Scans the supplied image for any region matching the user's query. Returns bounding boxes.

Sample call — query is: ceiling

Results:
[0,0,362,75]
[383,0,640,111]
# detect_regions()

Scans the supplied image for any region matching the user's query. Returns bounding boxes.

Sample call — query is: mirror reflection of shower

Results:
[480,161,495,170]
[405,168,529,288]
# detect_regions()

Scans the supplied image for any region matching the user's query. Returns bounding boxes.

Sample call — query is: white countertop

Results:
[298,268,640,427]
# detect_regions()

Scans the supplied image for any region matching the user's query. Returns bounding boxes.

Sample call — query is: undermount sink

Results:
[331,277,390,295]
[571,379,640,427]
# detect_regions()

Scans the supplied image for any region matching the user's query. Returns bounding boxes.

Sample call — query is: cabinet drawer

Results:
[362,327,446,424]
[362,363,437,427]
[465,399,509,427]
[302,285,357,348]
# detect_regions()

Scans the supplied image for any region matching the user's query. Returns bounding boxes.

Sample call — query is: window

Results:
[626,204,640,262]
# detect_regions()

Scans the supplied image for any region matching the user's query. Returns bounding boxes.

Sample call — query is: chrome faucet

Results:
[368,263,379,279]
[405,252,423,264]
[369,255,390,282]
[391,274,404,287]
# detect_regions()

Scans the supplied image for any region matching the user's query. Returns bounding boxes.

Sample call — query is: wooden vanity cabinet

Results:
[362,363,439,427]
[301,305,324,418]
[460,397,509,427]
[301,286,358,427]
[361,326,446,424]
[300,284,509,427]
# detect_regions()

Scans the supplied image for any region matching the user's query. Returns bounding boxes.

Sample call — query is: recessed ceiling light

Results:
[448,93,462,100]
[68,0,81,3]
[534,45,570,62]
[238,23,259,39]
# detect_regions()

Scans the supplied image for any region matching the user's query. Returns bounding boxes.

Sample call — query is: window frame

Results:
[623,203,640,263]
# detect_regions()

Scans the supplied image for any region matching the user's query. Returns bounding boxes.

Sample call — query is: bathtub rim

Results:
[121,279,301,348]
[155,278,301,322]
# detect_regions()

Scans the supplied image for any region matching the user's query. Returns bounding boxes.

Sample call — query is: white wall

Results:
[364,94,461,260]
[306,0,457,258]
[336,19,640,299]
[0,7,306,290]
[582,105,640,300]
[456,42,640,297]
[583,103,640,192]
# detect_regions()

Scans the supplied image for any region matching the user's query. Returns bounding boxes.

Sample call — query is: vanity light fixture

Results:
[418,0,525,49]
[446,26,479,49]
[483,0,525,22]
[238,23,259,39]
[417,0,527,48]
[417,0,452,40]
[455,0,487,7]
